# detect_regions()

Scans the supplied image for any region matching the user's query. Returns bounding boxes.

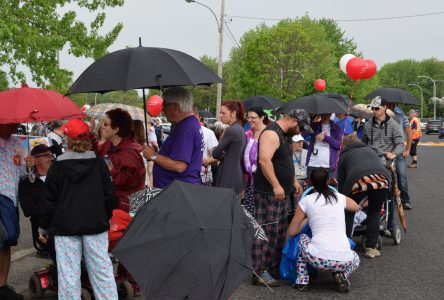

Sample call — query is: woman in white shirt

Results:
[288,167,360,293]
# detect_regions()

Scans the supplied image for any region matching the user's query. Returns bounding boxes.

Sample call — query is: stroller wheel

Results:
[29,274,44,299]
[377,236,383,250]
[119,280,134,300]
[392,226,401,245]
[81,288,92,300]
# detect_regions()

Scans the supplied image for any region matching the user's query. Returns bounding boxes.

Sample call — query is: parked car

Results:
[420,118,430,132]
[439,124,444,139]
[425,120,443,134]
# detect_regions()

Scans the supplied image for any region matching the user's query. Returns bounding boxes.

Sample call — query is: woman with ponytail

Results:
[287,167,360,293]
[212,101,246,196]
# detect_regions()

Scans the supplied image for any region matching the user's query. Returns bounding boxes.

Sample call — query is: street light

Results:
[408,83,424,119]
[186,0,225,119]
[418,75,438,120]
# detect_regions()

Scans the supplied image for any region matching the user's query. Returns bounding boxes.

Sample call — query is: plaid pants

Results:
[252,192,289,274]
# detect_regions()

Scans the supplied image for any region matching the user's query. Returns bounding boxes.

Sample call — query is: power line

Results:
[224,20,241,48]
[228,10,444,23]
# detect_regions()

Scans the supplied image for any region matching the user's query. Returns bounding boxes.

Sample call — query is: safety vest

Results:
[410,117,422,140]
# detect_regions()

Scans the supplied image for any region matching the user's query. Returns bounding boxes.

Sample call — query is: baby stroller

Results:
[28,211,134,300]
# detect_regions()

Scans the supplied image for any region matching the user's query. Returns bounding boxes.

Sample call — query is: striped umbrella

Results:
[86,103,151,122]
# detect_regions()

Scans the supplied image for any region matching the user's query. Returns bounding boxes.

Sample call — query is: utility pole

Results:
[216,0,225,120]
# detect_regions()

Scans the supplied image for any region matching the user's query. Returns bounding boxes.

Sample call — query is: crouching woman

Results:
[39,119,118,300]
[287,167,360,293]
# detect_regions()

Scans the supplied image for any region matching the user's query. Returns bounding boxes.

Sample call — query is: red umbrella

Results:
[0,84,85,124]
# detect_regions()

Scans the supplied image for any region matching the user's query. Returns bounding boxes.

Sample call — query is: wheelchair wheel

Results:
[81,288,92,300]
[118,280,134,300]
[29,274,44,299]
[392,226,401,245]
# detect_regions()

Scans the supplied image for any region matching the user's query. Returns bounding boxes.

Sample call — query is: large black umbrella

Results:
[278,93,351,115]
[67,46,223,94]
[199,110,214,118]
[365,88,419,105]
[113,181,253,300]
[243,95,283,110]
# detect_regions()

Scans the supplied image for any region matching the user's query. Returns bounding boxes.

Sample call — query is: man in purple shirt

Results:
[143,87,204,188]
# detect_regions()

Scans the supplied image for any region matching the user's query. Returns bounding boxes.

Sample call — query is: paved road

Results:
[9,134,444,299]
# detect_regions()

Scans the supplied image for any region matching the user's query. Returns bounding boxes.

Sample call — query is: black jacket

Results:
[40,152,116,236]
[18,176,46,217]
[337,141,390,196]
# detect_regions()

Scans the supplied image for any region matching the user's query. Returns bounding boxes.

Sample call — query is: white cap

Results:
[292,134,304,143]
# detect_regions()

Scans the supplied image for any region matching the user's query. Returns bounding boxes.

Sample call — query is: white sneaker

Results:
[365,247,380,258]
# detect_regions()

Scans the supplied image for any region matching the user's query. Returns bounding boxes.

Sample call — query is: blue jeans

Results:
[395,156,410,204]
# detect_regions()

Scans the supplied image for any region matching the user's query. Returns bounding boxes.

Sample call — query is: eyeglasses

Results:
[162,102,174,108]
[34,153,53,158]
[371,107,380,111]
[247,116,259,120]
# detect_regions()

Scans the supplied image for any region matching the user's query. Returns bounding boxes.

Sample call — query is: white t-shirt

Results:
[298,191,353,261]
[200,126,218,183]
[293,149,307,179]
[308,124,330,168]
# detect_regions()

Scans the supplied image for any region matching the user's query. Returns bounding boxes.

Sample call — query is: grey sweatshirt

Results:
[362,116,404,165]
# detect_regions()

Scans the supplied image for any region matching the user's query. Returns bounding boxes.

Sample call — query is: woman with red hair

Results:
[212,101,246,196]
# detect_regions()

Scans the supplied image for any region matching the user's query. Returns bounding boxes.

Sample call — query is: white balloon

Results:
[339,54,355,74]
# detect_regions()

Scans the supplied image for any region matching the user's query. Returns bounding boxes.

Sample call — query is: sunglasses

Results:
[34,153,53,158]
[371,107,381,111]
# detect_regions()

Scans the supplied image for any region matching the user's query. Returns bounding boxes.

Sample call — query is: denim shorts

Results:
[0,195,20,249]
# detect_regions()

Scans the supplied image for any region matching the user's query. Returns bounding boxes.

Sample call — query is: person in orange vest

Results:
[408,109,422,168]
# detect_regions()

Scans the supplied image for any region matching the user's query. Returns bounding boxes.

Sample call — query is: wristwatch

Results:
[150,154,158,161]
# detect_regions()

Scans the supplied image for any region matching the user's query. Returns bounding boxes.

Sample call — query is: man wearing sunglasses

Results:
[362,96,404,236]
[18,144,54,259]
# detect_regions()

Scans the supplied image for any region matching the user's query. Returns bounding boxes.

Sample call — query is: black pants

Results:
[345,189,389,248]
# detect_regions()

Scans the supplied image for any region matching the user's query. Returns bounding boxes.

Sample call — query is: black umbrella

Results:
[113,181,253,300]
[365,88,419,105]
[199,110,214,118]
[278,93,351,115]
[243,95,283,110]
[67,46,223,94]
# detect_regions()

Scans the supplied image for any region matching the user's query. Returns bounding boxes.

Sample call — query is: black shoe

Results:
[402,202,412,210]
[292,283,309,292]
[333,272,350,293]
[0,285,24,300]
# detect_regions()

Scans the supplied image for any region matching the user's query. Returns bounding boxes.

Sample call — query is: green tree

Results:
[0,71,8,91]
[223,17,376,103]
[0,0,124,92]
[377,58,444,118]
[70,90,142,108]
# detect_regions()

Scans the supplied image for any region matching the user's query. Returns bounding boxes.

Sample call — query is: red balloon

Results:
[361,59,377,80]
[314,79,326,92]
[346,57,367,80]
[146,95,163,117]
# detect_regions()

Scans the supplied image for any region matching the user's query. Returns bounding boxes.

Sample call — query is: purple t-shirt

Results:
[153,116,204,188]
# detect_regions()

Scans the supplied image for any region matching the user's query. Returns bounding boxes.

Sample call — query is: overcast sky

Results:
[24,0,444,85]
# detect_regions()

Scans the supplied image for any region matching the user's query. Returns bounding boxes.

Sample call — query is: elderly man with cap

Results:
[0,123,25,300]
[362,96,404,235]
[408,109,422,169]
[18,144,55,258]
[252,109,311,287]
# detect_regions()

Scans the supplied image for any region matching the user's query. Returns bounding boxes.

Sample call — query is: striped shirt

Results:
[351,174,389,194]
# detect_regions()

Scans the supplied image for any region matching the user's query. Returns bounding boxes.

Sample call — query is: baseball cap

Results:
[292,134,304,143]
[30,144,52,157]
[64,119,89,140]
[287,109,313,134]
[370,96,387,108]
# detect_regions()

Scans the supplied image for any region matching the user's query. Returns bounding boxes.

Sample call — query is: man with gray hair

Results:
[142,87,204,188]
[252,109,311,287]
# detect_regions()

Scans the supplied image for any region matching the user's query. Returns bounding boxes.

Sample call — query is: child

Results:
[39,119,117,300]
